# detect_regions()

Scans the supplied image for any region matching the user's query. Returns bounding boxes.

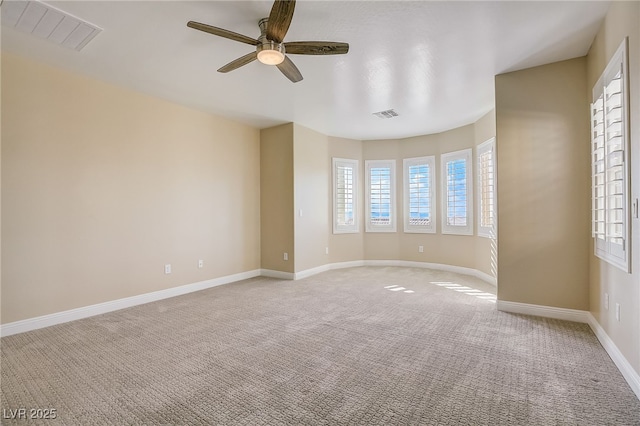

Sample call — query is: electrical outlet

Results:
[325,247,329,255]
[604,293,609,310]
[418,245,424,253]
[198,259,204,269]
[615,303,621,322]
[283,252,288,261]
[164,264,172,274]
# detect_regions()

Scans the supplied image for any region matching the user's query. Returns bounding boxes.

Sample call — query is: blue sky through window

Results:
[370,167,391,222]
[409,164,431,222]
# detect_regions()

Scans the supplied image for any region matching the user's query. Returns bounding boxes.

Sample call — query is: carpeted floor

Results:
[1,266,639,425]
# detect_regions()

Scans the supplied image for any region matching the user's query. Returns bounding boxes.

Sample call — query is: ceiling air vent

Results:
[1,0,102,51]
[373,109,399,119]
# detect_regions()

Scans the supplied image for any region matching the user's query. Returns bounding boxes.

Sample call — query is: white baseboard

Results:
[364,260,497,286]
[291,260,497,286]
[330,260,367,270]
[497,300,640,401]
[3,264,637,401]
[0,269,261,337]
[294,264,331,280]
[586,313,640,400]
[260,269,295,280]
[294,261,366,279]
[497,300,589,323]
[2,262,492,337]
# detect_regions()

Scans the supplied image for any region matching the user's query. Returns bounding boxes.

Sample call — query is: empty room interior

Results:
[1,0,640,424]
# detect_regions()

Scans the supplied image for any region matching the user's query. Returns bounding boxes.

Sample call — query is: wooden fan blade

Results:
[217,52,258,73]
[187,21,259,46]
[277,56,303,83]
[266,0,296,43]
[284,41,349,55]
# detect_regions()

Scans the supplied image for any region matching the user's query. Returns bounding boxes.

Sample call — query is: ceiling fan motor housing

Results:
[257,18,285,65]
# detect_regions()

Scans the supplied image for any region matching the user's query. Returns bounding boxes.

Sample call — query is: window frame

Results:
[365,159,397,233]
[441,148,473,236]
[332,157,359,234]
[477,138,496,238]
[590,38,630,273]
[403,156,436,233]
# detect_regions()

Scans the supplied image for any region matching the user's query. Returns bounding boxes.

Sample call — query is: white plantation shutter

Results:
[404,156,436,233]
[591,39,629,272]
[441,149,473,235]
[332,158,358,234]
[366,160,396,232]
[477,138,495,238]
[592,95,606,244]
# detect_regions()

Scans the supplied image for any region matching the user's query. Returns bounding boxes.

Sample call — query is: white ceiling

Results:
[1,0,610,140]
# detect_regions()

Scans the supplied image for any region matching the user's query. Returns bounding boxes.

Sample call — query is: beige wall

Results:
[1,53,261,324]
[586,0,640,375]
[260,124,294,273]
[495,57,590,310]
[293,124,330,272]
[0,46,3,323]
[327,136,365,263]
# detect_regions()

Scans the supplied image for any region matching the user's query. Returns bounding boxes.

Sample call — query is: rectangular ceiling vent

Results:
[1,0,102,51]
[373,109,399,119]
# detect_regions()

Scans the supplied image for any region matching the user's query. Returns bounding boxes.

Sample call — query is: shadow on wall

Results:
[498,110,584,258]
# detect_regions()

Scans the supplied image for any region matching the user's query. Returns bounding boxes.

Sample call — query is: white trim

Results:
[292,260,496,286]
[332,157,359,234]
[586,313,640,400]
[294,264,332,280]
[0,262,496,337]
[5,267,637,402]
[0,269,262,337]
[260,269,295,280]
[365,159,397,233]
[441,148,474,236]
[2,262,493,337]
[497,300,589,323]
[363,260,496,286]
[328,260,367,270]
[403,156,436,234]
[495,301,640,401]
[591,38,630,273]
[476,138,496,238]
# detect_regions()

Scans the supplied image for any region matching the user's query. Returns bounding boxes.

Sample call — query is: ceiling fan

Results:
[187,0,349,83]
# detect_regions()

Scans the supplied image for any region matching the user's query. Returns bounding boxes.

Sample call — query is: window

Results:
[332,158,358,234]
[403,156,436,233]
[591,39,630,272]
[441,149,473,235]
[477,138,495,238]
[365,160,396,232]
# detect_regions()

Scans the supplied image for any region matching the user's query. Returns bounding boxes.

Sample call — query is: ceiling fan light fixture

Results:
[257,41,285,65]
[187,1,348,82]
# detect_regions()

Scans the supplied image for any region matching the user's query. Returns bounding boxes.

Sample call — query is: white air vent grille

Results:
[373,109,399,119]
[1,0,102,51]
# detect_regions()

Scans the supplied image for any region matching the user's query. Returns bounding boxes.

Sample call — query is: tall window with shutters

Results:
[332,158,358,234]
[477,138,495,238]
[441,149,473,235]
[591,39,630,272]
[365,160,396,232]
[403,156,436,233]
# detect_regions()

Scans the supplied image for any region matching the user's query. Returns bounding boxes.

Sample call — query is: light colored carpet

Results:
[1,266,639,425]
